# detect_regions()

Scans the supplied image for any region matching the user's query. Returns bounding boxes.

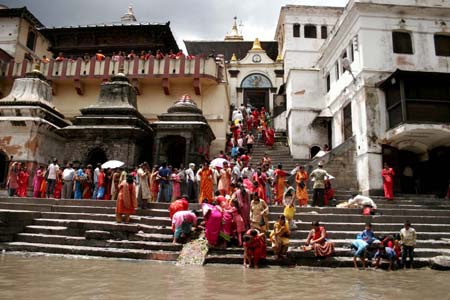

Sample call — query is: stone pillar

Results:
[154,137,161,165]
[185,138,191,166]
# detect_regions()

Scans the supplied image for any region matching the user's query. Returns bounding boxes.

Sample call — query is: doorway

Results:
[86,148,108,167]
[160,136,186,168]
[243,89,269,110]
[0,151,8,188]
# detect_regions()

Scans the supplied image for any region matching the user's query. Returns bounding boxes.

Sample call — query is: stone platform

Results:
[1,195,450,268]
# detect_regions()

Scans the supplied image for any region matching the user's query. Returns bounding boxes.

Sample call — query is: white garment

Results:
[242,167,254,179]
[185,168,195,182]
[232,110,243,121]
[93,167,100,183]
[62,168,75,181]
[47,163,59,180]
[348,195,377,210]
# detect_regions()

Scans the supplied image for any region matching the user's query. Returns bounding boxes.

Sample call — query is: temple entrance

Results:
[383,145,450,196]
[86,148,107,167]
[244,89,269,109]
[0,151,8,188]
[310,146,321,158]
[241,73,272,110]
[160,136,186,168]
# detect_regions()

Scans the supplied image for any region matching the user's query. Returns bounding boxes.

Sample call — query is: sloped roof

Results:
[0,6,44,28]
[184,40,278,61]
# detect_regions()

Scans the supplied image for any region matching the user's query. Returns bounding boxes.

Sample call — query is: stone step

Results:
[267,206,450,216]
[285,239,450,249]
[293,221,450,232]
[208,246,450,258]
[286,213,450,224]
[0,242,179,261]
[288,230,450,240]
[203,253,431,268]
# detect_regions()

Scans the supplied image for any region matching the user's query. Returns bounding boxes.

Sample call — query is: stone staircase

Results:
[250,137,309,172]
[1,195,450,268]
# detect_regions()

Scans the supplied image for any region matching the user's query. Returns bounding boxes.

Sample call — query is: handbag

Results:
[299,181,305,189]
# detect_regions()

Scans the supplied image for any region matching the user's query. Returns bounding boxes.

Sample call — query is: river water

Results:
[0,253,449,300]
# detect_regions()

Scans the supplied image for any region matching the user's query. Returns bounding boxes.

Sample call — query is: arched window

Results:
[293,24,300,38]
[241,73,272,89]
[304,24,317,39]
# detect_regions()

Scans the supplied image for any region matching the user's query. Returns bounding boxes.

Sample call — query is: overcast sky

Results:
[2,0,348,48]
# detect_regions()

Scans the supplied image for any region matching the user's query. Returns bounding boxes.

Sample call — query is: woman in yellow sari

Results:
[295,165,309,207]
[270,214,290,259]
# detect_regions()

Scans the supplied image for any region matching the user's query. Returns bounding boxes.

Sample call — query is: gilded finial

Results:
[231,53,237,62]
[33,60,41,72]
[251,38,263,51]
[276,54,283,62]
[118,64,125,75]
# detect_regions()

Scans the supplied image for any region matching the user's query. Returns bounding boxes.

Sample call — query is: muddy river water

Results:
[0,253,449,300]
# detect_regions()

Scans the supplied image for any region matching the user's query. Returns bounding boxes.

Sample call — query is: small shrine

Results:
[151,94,215,167]
[58,72,153,167]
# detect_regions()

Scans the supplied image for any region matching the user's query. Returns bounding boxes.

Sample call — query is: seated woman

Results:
[270,215,290,259]
[243,229,267,268]
[172,210,197,244]
[302,221,335,257]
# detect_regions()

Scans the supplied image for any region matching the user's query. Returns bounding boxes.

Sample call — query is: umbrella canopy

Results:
[101,160,124,169]
[209,158,229,169]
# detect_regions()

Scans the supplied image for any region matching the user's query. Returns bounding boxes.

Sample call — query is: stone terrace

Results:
[1,195,450,268]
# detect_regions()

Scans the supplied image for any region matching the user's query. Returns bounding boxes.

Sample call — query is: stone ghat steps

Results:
[0,242,179,261]
[208,246,450,258]
[14,233,181,252]
[283,230,450,240]
[204,254,432,268]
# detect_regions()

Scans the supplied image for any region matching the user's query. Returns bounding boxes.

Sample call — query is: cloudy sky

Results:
[3,0,348,48]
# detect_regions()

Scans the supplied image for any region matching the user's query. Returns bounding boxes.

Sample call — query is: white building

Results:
[276,0,450,196]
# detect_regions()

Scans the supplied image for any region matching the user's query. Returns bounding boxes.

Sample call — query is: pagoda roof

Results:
[39,21,171,31]
[184,40,278,62]
[0,6,44,28]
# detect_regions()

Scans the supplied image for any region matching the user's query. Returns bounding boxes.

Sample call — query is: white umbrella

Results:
[101,160,124,169]
[209,158,229,168]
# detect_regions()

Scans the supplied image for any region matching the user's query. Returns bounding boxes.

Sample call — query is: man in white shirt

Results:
[62,162,75,199]
[46,158,59,198]
[242,163,254,179]
[92,163,100,199]
[400,220,416,269]
[185,163,196,202]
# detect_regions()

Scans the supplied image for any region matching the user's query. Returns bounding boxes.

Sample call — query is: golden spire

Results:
[225,16,243,41]
[276,54,283,62]
[251,38,263,51]
[231,53,237,62]
[33,60,41,72]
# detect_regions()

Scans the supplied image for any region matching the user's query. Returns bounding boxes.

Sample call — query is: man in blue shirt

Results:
[374,245,396,271]
[351,239,368,269]
[157,162,171,202]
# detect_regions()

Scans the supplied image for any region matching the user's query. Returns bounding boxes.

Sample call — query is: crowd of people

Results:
[38,49,198,66]
[351,221,417,271]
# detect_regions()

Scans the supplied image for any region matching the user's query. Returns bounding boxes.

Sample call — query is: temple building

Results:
[0,6,229,188]
[275,0,450,196]
[0,1,449,197]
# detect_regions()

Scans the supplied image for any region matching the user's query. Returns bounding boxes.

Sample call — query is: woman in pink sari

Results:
[171,168,181,201]
[382,163,395,200]
[202,202,223,247]
[232,184,251,230]
[32,166,44,198]
[17,166,29,197]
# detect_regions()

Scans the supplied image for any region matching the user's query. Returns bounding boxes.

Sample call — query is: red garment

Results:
[169,198,189,220]
[313,226,327,241]
[324,180,334,206]
[95,53,105,61]
[265,128,275,147]
[382,168,395,200]
[54,179,62,199]
[245,229,267,266]
[98,171,105,187]
[17,171,29,197]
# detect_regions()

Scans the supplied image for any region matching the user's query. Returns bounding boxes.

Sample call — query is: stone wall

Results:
[309,136,358,192]
[0,210,41,242]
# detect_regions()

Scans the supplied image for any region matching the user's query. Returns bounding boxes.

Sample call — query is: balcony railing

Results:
[1,56,223,96]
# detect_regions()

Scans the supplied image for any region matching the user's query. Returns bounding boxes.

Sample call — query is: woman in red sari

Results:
[244,229,267,268]
[303,221,335,257]
[273,164,287,205]
[82,165,93,199]
[116,175,137,223]
[382,163,395,200]
[32,166,44,198]
[265,128,275,148]
[17,166,29,197]
[53,170,63,199]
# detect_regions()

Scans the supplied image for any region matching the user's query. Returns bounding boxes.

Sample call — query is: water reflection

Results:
[0,252,449,300]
